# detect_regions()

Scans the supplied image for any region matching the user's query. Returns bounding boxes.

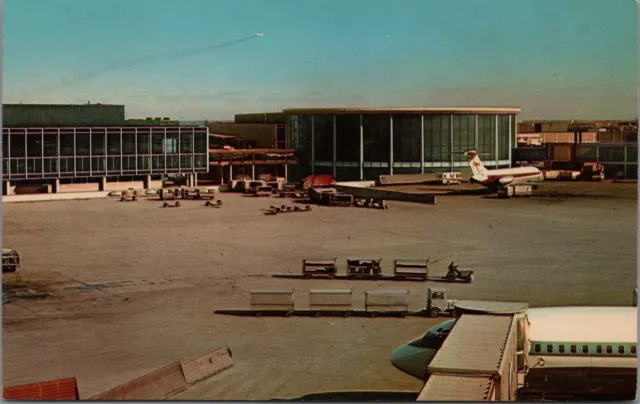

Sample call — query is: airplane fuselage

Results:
[471,166,543,189]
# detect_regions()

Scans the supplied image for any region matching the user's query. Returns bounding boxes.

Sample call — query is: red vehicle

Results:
[300,174,335,190]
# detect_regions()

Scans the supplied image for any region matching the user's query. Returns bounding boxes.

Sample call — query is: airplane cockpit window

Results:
[408,332,445,349]
[409,321,455,348]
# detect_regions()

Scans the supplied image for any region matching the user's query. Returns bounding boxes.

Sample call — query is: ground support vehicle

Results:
[302,258,338,279]
[439,172,462,185]
[424,287,457,317]
[249,289,294,317]
[353,198,388,209]
[254,186,273,197]
[204,200,223,208]
[444,262,474,283]
[365,289,409,318]
[309,289,353,317]
[323,193,353,207]
[393,259,429,281]
[580,163,605,181]
[2,249,20,273]
[158,188,179,201]
[181,188,200,200]
[120,189,137,202]
[263,205,312,215]
[162,201,181,208]
[346,258,382,279]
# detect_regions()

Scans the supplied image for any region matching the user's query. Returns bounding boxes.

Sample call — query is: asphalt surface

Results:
[2,182,636,399]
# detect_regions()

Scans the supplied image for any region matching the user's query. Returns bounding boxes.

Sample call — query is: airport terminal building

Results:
[1,104,208,194]
[282,107,520,181]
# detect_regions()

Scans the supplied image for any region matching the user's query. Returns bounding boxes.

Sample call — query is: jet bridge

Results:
[417,301,529,402]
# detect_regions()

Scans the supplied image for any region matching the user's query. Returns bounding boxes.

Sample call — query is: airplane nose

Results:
[391,344,430,379]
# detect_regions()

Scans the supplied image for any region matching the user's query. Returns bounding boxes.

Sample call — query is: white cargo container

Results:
[365,289,410,314]
[438,172,462,185]
[250,289,294,312]
[513,184,532,196]
[394,260,429,280]
[309,289,353,312]
[497,186,514,198]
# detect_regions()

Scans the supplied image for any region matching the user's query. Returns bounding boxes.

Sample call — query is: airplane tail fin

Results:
[465,150,487,177]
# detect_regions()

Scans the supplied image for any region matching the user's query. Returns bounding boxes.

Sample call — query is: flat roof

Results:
[282,107,521,115]
[366,289,409,295]
[417,374,493,401]
[310,289,353,294]
[454,300,529,315]
[428,314,513,374]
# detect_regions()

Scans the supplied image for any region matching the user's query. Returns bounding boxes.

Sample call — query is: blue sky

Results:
[3,0,638,120]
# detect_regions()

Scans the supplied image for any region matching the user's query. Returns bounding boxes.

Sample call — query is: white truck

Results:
[439,172,462,185]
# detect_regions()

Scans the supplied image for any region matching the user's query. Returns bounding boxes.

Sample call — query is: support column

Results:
[508,115,513,168]
[332,114,337,178]
[52,178,60,194]
[3,180,12,196]
[284,163,288,182]
[194,172,198,187]
[495,115,499,168]
[389,115,394,175]
[450,114,454,172]
[311,115,315,174]
[98,176,107,191]
[359,114,364,180]
[143,175,151,189]
[475,115,479,152]
[229,165,233,183]
[420,115,425,174]
[251,165,255,181]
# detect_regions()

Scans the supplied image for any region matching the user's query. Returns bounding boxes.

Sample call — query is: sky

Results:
[2,0,638,120]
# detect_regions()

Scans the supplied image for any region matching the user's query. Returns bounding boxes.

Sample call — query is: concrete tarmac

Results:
[2,183,636,399]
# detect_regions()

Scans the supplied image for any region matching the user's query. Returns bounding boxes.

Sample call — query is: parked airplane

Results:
[464,150,543,191]
[391,306,637,395]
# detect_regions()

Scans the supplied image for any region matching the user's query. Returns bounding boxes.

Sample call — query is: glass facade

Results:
[2,126,209,180]
[287,111,517,181]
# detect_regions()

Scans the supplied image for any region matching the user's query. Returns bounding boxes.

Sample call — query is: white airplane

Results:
[464,150,543,191]
[391,306,637,397]
[256,33,265,37]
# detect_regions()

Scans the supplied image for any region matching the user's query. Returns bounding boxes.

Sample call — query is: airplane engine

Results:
[498,176,514,185]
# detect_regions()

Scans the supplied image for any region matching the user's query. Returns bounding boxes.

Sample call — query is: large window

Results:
[393,115,421,163]
[498,115,510,160]
[424,115,450,163]
[313,115,334,162]
[452,115,475,163]
[336,114,360,162]
[363,115,390,162]
[477,115,496,164]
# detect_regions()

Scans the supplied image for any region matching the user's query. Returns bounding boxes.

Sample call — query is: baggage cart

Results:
[365,289,409,317]
[250,289,294,316]
[393,259,429,281]
[302,258,338,278]
[309,289,353,317]
[346,258,382,278]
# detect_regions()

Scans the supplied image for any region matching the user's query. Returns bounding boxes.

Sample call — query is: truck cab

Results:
[426,287,457,317]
